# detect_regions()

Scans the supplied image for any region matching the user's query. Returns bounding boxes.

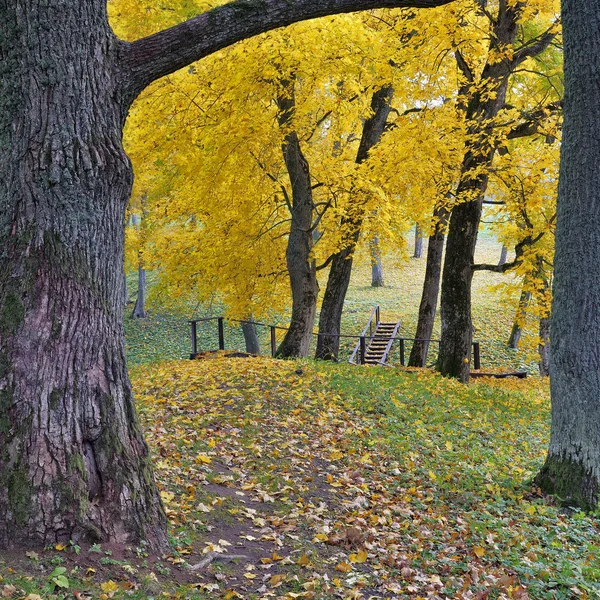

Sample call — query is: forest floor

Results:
[2,357,600,599]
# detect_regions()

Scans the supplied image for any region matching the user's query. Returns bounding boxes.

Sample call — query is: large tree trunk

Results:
[535,0,600,510]
[437,5,520,382]
[316,86,394,360]
[131,264,147,319]
[0,2,167,549]
[408,206,448,367]
[275,80,319,358]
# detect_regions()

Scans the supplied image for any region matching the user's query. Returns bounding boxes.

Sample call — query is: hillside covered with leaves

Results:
[2,357,599,599]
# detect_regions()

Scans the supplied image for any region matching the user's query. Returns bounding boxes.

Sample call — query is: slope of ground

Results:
[2,357,598,599]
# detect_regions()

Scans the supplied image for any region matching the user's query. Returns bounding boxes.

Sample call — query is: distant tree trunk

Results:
[275,79,319,358]
[408,205,449,367]
[370,236,385,287]
[413,225,424,258]
[123,271,130,306]
[241,318,261,355]
[535,0,600,510]
[538,315,550,376]
[131,264,147,319]
[508,289,531,349]
[316,86,394,360]
[498,244,508,266]
[438,5,520,382]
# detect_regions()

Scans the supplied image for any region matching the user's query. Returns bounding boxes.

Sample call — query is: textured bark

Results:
[370,237,385,287]
[438,5,520,382]
[535,0,600,510]
[413,225,424,259]
[275,80,319,359]
[498,244,508,266]
[241,319,261,355]
[507,289,531,349]
[316,86,394,360]
[120,0,453,101]
[0,1,167,549]
[408,206,449,367]
[131,266,147,319]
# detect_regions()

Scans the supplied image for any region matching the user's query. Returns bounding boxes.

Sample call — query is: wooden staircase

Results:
[349,306,401,366]
[363,321,401,365]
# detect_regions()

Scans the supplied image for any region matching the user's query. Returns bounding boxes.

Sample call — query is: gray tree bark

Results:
[437,2,555,382]
[131,265,147,319]
[370,236,385,287]
[241,319,261,355]
[413,225,424,258]
[508,289,531,349]
[0,0,456,548]
[408,205,449,367]
[534,0,600,510]
[498,244,508,266]
[275,79,319,358]
[316,86,394,360]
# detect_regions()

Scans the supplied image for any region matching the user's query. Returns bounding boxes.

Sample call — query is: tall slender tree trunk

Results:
[508,288,531,349]
[131,264,147,319]
[413,225,424,258]
[408,205,449,367]
[275,80,319,358]
[534,0,600,509]
[370,236,385,287]
[0,1,167,549]
[316,86,394,360]
[437,5,520,382]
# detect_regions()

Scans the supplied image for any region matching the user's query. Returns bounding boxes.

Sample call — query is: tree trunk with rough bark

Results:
[0,1,167,550]
[275,80,319,358]
[438,3,524,382]
[413,225,424,258]
[131,265,147,319]
[241,319,261,355]
[408,206,448,367]
[0,0,457,549]
[316,86,394,360]
[535,0,600,510]
[370,236,385,287]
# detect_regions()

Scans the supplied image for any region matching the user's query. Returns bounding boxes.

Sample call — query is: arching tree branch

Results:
[119,0,454,102]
